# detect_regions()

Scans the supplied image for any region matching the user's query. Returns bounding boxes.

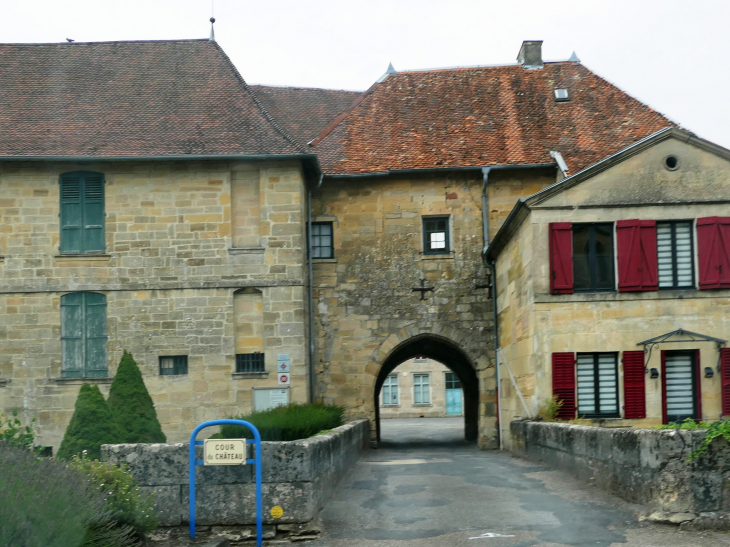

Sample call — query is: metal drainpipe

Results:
[481,167,504,450]
[307,173,324,403]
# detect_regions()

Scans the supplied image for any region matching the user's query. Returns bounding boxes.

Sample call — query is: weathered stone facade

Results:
[311,169,556,447]
[0,160,310,449]
[493,133,730,448]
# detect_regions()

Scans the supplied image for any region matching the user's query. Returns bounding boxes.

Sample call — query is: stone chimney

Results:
[517,40,544,69]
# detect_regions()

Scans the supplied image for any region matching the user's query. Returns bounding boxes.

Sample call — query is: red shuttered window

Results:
[552,352,576,419]
[722,348,730,416]
[616,220,658,292]
[622,351,646,419]
[549,223,573,294]
[697,217,730,289]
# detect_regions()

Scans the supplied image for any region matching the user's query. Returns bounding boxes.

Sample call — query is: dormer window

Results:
[554,88,570,102]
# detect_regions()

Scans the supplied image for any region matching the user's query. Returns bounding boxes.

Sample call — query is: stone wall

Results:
[0,159,310,450]
[511,421,730,519]
[311,169,555,447]
[101,419,369,530]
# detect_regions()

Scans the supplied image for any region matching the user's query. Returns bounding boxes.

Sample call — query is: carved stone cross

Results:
[411,278,434,300]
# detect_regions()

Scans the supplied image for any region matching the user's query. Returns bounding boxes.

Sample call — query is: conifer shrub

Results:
[107,351,166,444]
[0,441,137,547]
[216,403,345,441]
[57,383,122,461]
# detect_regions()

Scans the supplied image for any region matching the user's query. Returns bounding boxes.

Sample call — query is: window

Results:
[576,353,619,418]
[445,372,461,390]
[159,355,188,376]
[312,222,333,259]
[662,350,699,423]
[423,217,450,254]
[60,171,105,254]
[657,221,694,289]
[236,352,265,373]
[382,374,398,405]
[413,374,430,404]
[61,292,108,378]
[573,223,614,291]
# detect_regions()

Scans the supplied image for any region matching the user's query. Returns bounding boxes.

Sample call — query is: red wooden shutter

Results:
[552,352,576,419]
[616,219,658,292]
[549,223,573,294]
[697,217,730,289]
[721,348,730,416]
[622,351,646,419]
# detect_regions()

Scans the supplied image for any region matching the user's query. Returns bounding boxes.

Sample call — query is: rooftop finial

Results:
[568,51,580,63]
[377,62,397,83]
[209,17,216,41]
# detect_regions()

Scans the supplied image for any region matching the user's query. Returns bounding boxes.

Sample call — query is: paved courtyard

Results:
[307,417,730,546]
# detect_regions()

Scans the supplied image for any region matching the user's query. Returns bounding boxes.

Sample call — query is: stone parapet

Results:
[101,419,369,527]
[511,420,730,527]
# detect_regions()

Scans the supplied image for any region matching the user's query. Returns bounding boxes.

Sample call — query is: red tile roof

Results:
[312,62,676,175]
[250,85,362,146]
[0,40,305,158]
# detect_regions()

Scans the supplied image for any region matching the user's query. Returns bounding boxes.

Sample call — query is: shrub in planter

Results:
[58,383,122,461]
[107,351,166,444]
[0,441,136,547]
[69,453,158,539]
[217,403,345,441]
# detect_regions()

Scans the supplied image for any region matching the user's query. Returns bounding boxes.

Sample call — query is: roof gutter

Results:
[307,173,325,404]
[0,153,320,163]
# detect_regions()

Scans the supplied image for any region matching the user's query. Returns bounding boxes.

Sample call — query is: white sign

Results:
[203,439,246,465]
[253,387,290,411]
[278,372,291,385]
[277,354,290,373]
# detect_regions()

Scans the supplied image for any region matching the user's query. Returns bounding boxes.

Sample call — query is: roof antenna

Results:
[209,0,216,41]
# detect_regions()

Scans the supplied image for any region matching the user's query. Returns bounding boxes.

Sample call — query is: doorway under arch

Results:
[374,335,479,443]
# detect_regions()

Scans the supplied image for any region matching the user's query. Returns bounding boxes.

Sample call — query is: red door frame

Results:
[661,349,702,424]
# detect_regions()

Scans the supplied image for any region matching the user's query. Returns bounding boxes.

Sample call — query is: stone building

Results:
[0,40,321,449]
[379,357,463,419]
[0,38,694,450]
[488,128,730,448]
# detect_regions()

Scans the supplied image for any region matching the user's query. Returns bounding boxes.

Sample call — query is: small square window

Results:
[159,355,188,376]
[236,352,265,373]
[312,222,334,259]
[554,88,570,101]
[423,217,450,254]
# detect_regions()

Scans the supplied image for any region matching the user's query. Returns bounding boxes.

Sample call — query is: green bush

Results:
[537,396,564,422]
[57,383,122,461]
[107,351,166,444]
[0,441,137,547]
[1,409,37,450]
[216,403,345,441]
[655,417,712,430]
[68,454,158,539]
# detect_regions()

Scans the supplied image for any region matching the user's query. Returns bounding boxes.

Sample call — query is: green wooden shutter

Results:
[61,293,84,377]
[60,174,83,253]
[84,293,108,377]
[82,173,105,253]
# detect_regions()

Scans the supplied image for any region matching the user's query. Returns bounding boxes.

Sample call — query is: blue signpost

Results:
[189,419,263,546]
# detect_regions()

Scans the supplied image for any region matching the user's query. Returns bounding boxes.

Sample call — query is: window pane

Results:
[430,232,446,249]
[573,225,591,289]
[657,223,674,288]
[665,353,695,420]
[576,354,596,414]
[594,224,614,289]
[675,223,693,287]
[597,353,617,414]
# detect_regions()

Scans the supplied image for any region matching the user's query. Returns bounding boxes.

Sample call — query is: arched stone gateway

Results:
[373,334,480,443]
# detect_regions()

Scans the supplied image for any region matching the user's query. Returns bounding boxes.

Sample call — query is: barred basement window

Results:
[236,352,265,373]
[159,355,188,376]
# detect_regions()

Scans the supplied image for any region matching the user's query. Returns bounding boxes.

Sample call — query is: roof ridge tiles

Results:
[0,38,210,46]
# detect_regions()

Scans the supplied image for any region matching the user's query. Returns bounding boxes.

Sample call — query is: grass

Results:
[214,403,345,442]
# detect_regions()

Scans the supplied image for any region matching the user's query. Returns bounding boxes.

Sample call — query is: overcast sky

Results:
[3,1,729,148]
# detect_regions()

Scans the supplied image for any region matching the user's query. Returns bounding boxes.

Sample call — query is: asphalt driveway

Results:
[307,417,730,547]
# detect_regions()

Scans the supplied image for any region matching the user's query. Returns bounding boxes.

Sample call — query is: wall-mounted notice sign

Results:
[203,439,246,465]
[278,373,291,385]
[277,354,290,373]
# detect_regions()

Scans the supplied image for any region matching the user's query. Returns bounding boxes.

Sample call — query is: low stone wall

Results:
[102,419,369,531]
[511,420,730,527]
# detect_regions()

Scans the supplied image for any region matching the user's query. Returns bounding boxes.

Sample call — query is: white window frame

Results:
[382,374,399,406]
[413,373,431,405]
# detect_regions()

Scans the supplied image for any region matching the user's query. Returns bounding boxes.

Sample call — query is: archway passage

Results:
[374,335,479,443]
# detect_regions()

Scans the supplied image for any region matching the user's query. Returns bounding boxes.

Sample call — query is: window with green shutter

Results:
[60,171,105,254]
[61,292,108,378]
